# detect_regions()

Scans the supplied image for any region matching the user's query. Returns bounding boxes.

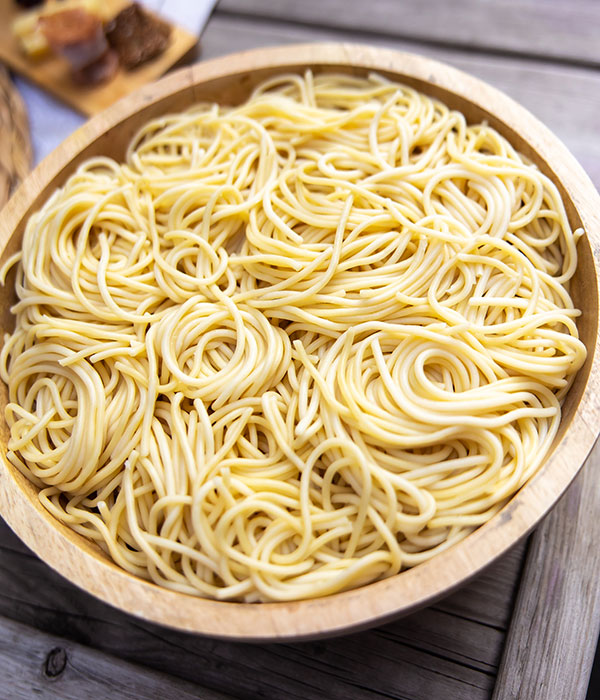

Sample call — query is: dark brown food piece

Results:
[105,3,171,70]
[71,49,119,86]
[14,0,43,7]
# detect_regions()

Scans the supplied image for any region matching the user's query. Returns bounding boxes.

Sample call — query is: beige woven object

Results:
[0,66,31,208]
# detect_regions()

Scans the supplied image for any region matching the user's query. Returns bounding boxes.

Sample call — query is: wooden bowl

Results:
[1,44,599,641]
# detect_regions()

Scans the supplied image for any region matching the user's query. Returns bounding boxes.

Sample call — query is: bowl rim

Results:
[1,42,600,641]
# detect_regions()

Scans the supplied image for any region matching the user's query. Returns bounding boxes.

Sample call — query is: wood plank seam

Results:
[215,0,600,69]
[493,443,600,700]
[213,6,600,73]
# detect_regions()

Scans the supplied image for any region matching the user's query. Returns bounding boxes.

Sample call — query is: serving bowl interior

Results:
[0,43,599,641]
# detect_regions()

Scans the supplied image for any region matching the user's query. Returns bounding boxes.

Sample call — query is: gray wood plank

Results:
[493,440,600,700]
[217,0,600,67]
[0,614,229,700]
[435,542,526,631]
[0,517,520,700]
[199,14,600,189]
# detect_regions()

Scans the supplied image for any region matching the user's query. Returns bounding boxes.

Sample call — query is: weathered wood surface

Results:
[494,440,600,700]
[0,518,524,699]
[218,0,600,67]
[0,613,230,700]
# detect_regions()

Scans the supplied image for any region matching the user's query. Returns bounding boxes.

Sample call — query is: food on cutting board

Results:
[106,4,171,69]
[12,0,108,60]
[40,7,119,85]
[11,0,173,85]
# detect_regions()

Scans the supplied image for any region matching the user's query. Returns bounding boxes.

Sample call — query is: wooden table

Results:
[2,2,600,698]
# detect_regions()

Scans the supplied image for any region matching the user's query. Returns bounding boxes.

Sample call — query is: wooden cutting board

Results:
[0,0,198,116]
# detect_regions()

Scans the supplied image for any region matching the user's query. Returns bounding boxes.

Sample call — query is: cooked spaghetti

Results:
[0,72,586,601]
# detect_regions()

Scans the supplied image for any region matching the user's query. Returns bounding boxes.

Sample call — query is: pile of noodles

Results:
[0,72,586,601]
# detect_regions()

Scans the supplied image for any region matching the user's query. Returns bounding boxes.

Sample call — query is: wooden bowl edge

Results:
[1,43,600,640]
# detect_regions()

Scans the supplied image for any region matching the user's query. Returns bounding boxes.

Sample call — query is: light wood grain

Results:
[0,0,198,116]
[493,438,600,700]
[0,517,523,700]
[0,613,230,700]
[0,44,599,641]
[200,13,600,189]
[217,0,600,67]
